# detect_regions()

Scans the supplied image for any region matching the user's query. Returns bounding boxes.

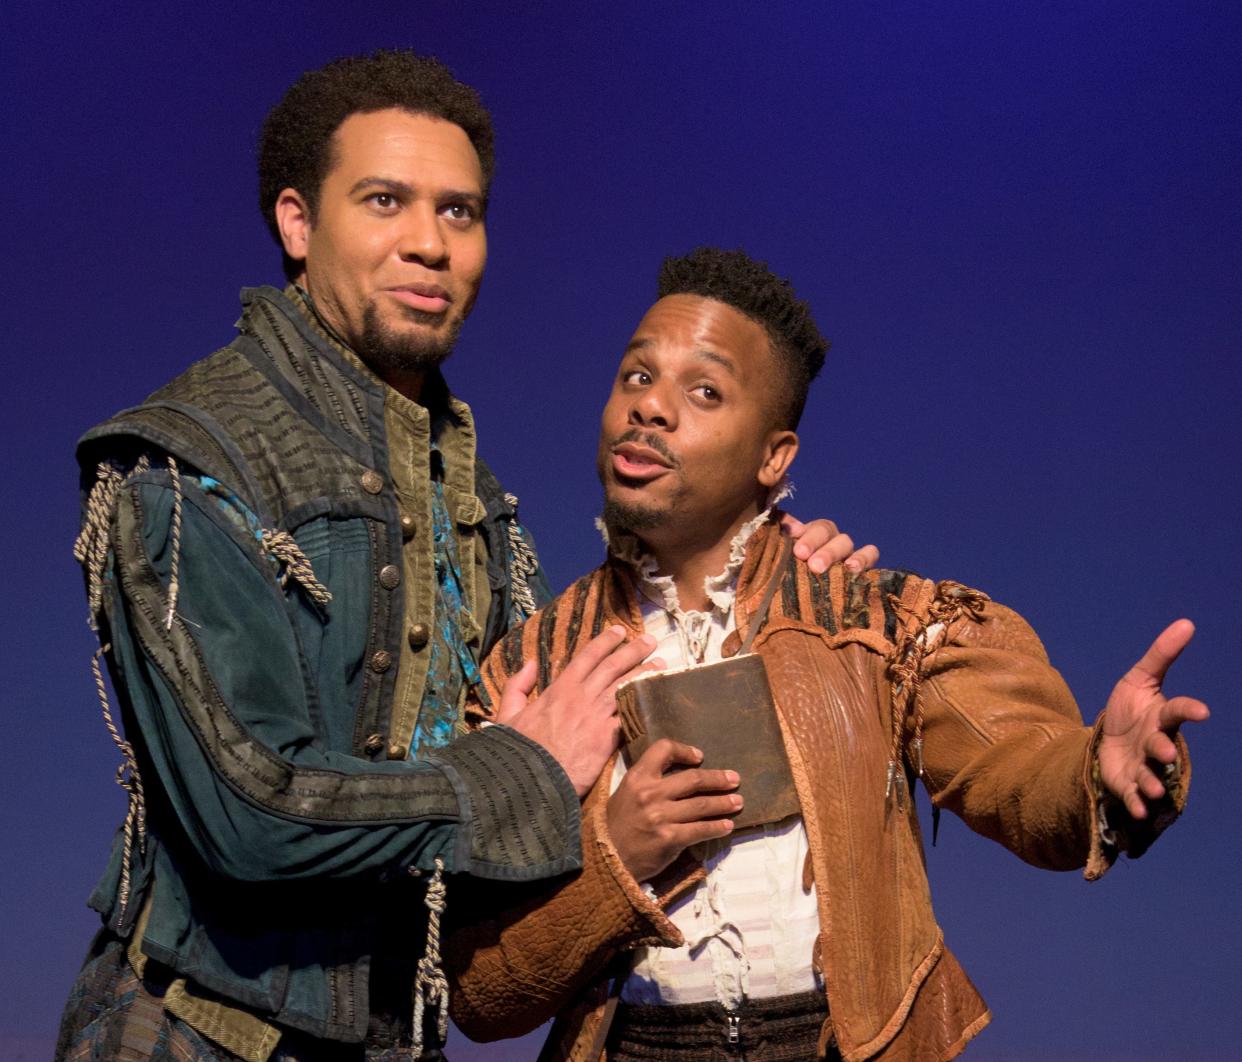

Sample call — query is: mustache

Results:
[609,428,680,469]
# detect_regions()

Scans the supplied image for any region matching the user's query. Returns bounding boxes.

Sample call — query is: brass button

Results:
[369,649,392,673]
[360,470,384,495]
[379,564,401,590]
[387,743,406,760]
[721,631,741,658]
[400,514,417,540]
[363,733,384,755]
[407,623,430,650]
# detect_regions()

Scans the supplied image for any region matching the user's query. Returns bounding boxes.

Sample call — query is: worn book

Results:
[616,652,799,830]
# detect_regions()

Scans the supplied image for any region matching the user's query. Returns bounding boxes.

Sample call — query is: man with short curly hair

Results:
[56,54,868,1062]
[446,248,1206,1061]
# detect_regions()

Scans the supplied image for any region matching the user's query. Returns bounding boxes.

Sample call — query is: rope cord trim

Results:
[885,581,990,808]
[503,493,539,619]
[410,857,449,1057]
[73,455,156,919]
[259,529,332,605]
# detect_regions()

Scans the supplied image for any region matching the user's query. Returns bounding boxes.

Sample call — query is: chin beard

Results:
[600,497,669,535]
[357,302,462,375]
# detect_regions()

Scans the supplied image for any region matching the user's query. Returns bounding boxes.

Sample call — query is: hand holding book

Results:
[606,738,741,882]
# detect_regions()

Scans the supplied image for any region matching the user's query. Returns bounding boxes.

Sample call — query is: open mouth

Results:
[611,442,673,482]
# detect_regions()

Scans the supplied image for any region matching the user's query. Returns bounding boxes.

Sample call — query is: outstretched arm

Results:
[1097,619,1208,819]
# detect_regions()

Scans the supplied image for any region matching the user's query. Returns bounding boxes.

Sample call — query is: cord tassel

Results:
[410,857,449,1057]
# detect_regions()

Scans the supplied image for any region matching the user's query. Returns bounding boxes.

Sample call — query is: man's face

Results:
[278,108,487,379]
[596,294,797,547]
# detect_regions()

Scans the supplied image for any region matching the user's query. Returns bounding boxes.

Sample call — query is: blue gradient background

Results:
[3,3,1239,1059]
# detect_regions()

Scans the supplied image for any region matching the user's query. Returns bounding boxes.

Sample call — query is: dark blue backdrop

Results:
[4,3,1239,1059]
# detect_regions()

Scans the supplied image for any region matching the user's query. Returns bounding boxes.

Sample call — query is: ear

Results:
[274,187,312,277]
[758,429,799,489]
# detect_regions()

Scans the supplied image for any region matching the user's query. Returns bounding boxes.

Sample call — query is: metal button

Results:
[363,733,384,755]
[379,564,401,590]
[400,514,417,540]
[360,470,384,495]
[407,623,430,650]
[387,743,405,760]
[369,649,392,673]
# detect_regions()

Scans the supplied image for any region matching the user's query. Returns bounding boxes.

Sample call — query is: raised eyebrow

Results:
[623,338,653,354]
[694,348,738,376]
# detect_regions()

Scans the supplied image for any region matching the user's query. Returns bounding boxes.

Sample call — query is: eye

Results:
[691,383,722,403]
[441,201,478,225]
[621,369,652,387]
[366,192,400,211]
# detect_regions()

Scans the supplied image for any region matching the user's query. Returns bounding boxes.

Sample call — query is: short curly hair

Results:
[258,50,495,281]
[657,248,828,429]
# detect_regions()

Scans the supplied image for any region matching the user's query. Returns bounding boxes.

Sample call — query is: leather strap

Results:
[738,535,794,656]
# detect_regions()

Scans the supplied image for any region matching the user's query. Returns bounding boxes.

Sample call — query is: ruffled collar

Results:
[593,474,789,618]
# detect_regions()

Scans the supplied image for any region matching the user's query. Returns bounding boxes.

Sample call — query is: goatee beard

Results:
[600,498,668,535]
[357,302,462,374]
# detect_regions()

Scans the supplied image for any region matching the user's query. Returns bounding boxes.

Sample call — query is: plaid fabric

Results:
[56,935,233,1061]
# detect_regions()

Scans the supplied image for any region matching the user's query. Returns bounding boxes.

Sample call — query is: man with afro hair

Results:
[445,248,1205,1062]
[57,53,868,1062]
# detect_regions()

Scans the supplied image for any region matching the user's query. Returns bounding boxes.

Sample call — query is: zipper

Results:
[727,1013,740,1045]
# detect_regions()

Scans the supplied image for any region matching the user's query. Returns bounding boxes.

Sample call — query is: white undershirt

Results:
[608,510,821,1009]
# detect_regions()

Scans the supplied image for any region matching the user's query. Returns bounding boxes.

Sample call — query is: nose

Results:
[629,381,676,430]
[397,202,448,267]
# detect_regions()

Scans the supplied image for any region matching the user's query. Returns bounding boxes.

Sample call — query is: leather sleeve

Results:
[915,599,1188,878]
[448,633,695,1041]
[445,777,686,1041]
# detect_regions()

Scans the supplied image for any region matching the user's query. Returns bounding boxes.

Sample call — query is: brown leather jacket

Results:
[446,521,1188,1061]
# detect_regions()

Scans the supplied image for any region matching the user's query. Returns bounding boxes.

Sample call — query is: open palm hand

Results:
[1097,619,1209,819]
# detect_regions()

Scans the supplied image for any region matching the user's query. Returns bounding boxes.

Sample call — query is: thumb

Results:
[495,660,538,725]
[1126,619,1195,689]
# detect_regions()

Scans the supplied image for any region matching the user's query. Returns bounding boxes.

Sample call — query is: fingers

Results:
[609,655,667,699]
[780,514,879,575]
[1159,694,1209,732]
[559,624,630,682]
[1120,783,1149,820]
[844,542,880,573]
[1143,729,1179,765]
[494,660,537,724]
[1127,619,1195,687]
[581,632,659,698]
[678,817,737,846]
[785,518,847,575]
[665,792,744,824]
[777,513,806,538]
[786,516,838,559]
[636,739,704,776]
[661,766,740,800]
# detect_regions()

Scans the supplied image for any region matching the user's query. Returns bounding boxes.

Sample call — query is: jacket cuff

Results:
[587,765,692,949]
[429,725,582,880]
[1083,712,1191,881]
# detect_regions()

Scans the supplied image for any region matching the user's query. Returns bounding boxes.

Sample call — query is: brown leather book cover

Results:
[616,653,799,829]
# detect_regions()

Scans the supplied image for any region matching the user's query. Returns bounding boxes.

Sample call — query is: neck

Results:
[643,504,765,612]
[293,279,426,403]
